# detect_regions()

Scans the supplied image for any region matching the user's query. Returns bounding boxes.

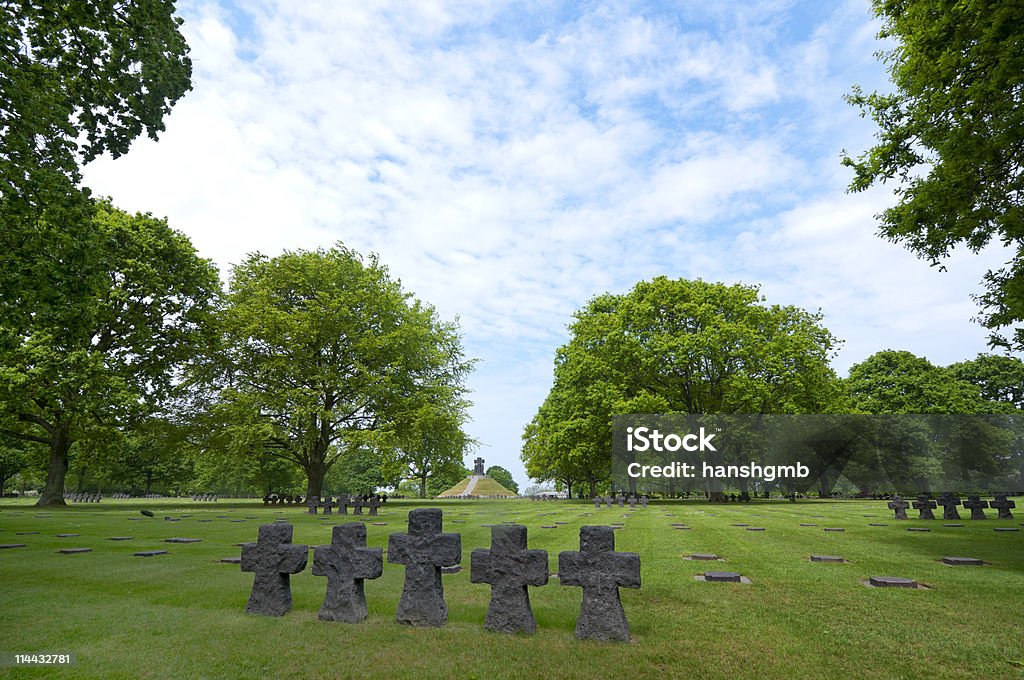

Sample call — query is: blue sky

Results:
[82,0,1009,489]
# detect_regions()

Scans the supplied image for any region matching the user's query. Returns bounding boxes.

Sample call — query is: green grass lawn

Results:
[1,497,1022,679]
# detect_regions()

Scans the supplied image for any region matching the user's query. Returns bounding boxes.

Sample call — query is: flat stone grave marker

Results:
[107,537,133,541]
[702,571,742,583]
[943,523,964,527]
[56,533,79,537]
[687,553,721,561]
[942,557,984,566]
[371,522,387,526]
[746,527,766,531]
[230,519,246,523]
[197,519,212,523]
[58,548,91,554]
[540,525,556,529]
[16,531,39,535]
[134,550,168,557]
[867,576,919,588]
[731,523,749,527]
[800,523,818,527]
[555,521,569,525]
[1,544,27,549]
[471,524,548,634]
[810,555,845,563]
[869,523,889,526]
[824,528,845,532]
[313,523,383,623]
[388,508,461,627]
[994,527,1020,532]
[220,557,242,564]
[558,526,640,642]
[241,523,309,616]
[164,517,180,522]
[907,528,930,532]
[165,538,201,543]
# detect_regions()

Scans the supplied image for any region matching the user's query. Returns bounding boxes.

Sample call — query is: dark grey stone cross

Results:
[321,497,335,515]
[963,495,988,519]
[367,496,382,516]
[989,493,1015,519]
[558,525,640,642]
[351,497,364,515]
[312,523,382,623]
[912,495,937,520]
[474,457,485,475]
[241,523,308,616]
[936,493,961,520]
[388,508,461,627]
[306,497,319,515]
[337,493,350,515]
[471,524,548,634]
[888,495,909,520]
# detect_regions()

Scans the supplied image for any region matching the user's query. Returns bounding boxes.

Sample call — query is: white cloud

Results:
[81,0,1005,487]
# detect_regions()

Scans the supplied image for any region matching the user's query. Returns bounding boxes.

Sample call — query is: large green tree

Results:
[211,244,473,500]
[845,350,986,414]
[524,277,845,500]
[0,202,220,505]
[843,0,1024,349]
[1,0,193,340]
[485,465,519,494]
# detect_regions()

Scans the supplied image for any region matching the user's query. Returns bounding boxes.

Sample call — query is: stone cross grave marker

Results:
[388,508,461,627]
[351,497,364,515]
[471,524,548,634]
[963,495,989,520]
[989,493,1015,519]
[912,494,937,520]
[640,496,649,509]
[321,497,335,515]
[312,523,383,623]
[558,525,641,642]
[474,457,485,475]
[887,495,909,520]
[306,497,319,515]
[937,492,961,520]
[605,496,613,509]
[367,496,382,516]
[241,523,309,616]
[593,496,602,509]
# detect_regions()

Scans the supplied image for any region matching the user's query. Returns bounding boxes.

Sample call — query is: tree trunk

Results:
[819,471,831,498]
[419,472,428,498]
[588,478,597,498]
[305,461,326,500]
[36,424,71,506]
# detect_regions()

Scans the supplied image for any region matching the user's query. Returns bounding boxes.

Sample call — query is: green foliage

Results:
[484,465,518,493]
[949,353,1024,410]
[0,201,221,505]
[0,0,192,221]
[210,244,473,499]
[845,350,987,414]
[842,0,1024,349]
[395,403,475,498]
[524,278,845,497]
